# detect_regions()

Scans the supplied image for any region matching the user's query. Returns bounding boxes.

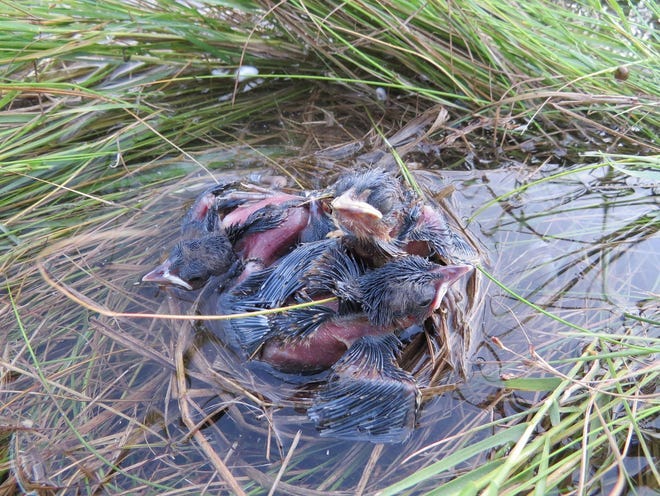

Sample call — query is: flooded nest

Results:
[141,164,482,442]
[23,131,485,494]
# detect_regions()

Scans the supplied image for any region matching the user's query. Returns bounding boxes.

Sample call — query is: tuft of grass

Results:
[267,0,659,142]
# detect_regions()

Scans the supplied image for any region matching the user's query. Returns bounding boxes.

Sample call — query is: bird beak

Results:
[142,262,193,290]
[441,264,472,284]
[331,189,383,220]
[187,191,216,224]
[430,264,472,310]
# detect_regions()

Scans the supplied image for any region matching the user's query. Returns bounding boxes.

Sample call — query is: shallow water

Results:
[5,153,657,494]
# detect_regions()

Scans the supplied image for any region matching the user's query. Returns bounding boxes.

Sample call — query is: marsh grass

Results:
[1,0,658,494]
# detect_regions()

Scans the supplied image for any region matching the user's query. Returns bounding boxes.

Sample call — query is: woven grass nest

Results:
[142,126,484,444]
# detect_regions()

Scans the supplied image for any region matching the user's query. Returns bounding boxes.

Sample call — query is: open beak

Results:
[430,264,472,310]
[440,264,472,285]
[142,262,193,290]
[331,189,383,221]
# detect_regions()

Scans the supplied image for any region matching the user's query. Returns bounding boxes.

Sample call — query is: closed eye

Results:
[417,285,436,309]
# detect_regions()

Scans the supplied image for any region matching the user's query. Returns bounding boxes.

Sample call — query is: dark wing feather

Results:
[254,238,339,307]
[308,335,419,443]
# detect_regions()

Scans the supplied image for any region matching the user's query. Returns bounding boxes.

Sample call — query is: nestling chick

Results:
[142,234,238,290]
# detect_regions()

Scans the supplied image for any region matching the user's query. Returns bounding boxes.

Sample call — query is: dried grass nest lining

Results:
[144,165,483,443]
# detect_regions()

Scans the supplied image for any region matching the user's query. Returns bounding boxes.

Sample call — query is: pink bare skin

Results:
[260,315,389,372]
[233,206,310,266]
[221,193,303,228]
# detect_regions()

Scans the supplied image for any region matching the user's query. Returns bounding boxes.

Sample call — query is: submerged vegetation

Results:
[1,0,657,494]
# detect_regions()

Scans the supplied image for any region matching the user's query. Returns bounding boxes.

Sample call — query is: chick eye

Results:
[182,262,207,281]
[369,191,393,214]
[417,286,436,308]
[187,276,205,289]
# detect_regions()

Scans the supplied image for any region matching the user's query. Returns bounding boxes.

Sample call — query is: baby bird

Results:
[142,184,235,290]
[142,182,332,290]
[214,238,353,356]
[256,255,471,371]
[308,334,419,443]
[261,256,469,442]
[142,234,238,290]
[214,182,335,265]
[329,168,408,261]
[398,201,480,265]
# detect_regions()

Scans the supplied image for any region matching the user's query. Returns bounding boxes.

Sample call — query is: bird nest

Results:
[139,151,484,444]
